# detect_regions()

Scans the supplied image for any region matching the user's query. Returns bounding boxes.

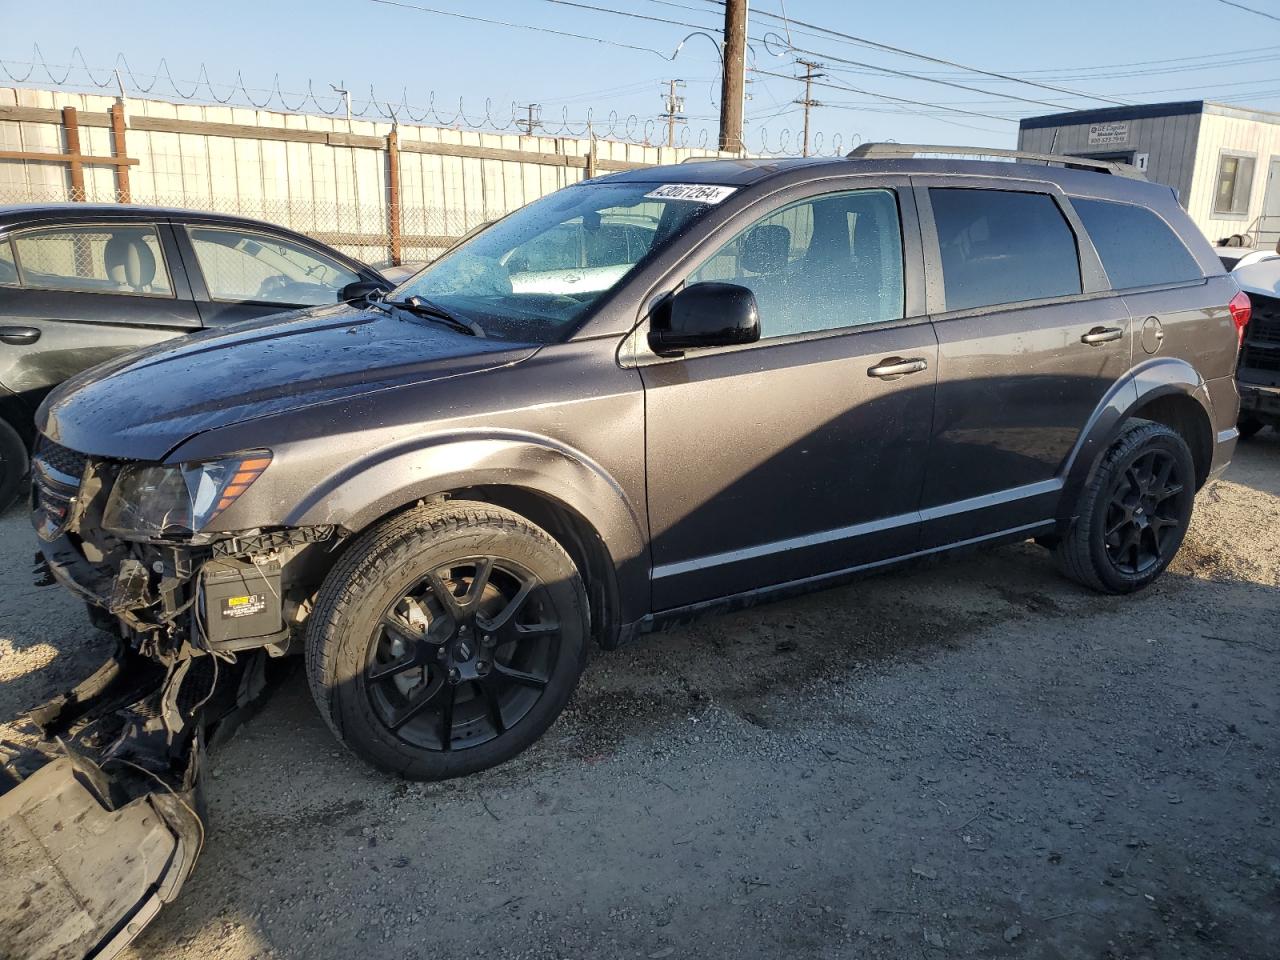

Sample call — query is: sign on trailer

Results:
[1088,121,1130,146]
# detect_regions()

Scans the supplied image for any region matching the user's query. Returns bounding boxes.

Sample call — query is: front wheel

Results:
[1054,419,1196,594]
[305,502,589,780]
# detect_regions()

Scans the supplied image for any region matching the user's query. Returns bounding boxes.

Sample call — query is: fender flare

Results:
[1057,357,1214,523]
[284,428,649,612]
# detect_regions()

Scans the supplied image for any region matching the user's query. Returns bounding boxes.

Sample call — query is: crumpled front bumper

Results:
[0,643,269,960]
[0,750,203,960]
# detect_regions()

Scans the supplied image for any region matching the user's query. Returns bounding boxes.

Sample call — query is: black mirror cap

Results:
[649,281,761,355]
[340,279,391,303]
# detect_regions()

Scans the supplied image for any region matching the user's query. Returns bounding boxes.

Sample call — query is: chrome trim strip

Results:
[652,479,1062,581]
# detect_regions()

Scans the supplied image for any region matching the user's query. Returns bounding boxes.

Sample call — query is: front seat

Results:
[739,223,792,335]
[104,232,158,292]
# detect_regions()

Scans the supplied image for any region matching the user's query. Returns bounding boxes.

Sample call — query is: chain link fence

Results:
[0,183,516,269]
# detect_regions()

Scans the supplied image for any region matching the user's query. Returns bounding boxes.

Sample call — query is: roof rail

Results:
[846,142,1146,179]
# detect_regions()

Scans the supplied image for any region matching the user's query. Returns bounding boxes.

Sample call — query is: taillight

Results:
[1229,290,1251,346]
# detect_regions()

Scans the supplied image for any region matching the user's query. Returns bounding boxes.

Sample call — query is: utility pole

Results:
[794,59,824,157]
[718,0,747,153]
[660,79,686,148]
[516,103,542,136]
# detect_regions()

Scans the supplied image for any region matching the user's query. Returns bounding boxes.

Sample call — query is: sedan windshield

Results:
[390,182,725,342]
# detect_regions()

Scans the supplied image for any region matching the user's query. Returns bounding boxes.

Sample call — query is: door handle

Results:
[1081,326,1123,345]
[0,326,40,345]
[867,356,929,379]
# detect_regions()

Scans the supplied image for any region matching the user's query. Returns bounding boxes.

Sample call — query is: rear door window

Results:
[929,188,1081,312]
[11,224,174,297]
[1071,198,1203,290]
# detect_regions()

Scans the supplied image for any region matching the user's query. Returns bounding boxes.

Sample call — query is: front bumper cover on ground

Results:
[0,643,270,960]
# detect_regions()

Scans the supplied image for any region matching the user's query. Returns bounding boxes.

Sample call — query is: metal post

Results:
[62,107,85,201]
[661,79,686,149]
[516,104,541,137]
[795,59,824,158]
[718,0,747,153]
[387,127,402,266]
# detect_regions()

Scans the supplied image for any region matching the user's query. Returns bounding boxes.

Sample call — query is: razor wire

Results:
[0,46,854,156]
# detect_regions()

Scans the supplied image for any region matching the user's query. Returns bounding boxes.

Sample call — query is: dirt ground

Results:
[2,437,1277,960]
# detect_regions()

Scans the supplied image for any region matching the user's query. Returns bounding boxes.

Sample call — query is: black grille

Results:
[34,437,88,485]
[1241,293,1280,374]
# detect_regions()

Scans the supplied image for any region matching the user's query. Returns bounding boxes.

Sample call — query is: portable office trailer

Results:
[1018,101,1280,251]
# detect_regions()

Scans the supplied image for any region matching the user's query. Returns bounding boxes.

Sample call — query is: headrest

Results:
[742,224,791,275]
[104,233,157,289]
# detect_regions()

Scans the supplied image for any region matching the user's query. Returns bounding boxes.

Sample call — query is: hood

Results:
[38,303,538,461]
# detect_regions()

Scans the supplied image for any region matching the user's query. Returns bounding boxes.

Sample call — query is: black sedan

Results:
[0,204,391,507]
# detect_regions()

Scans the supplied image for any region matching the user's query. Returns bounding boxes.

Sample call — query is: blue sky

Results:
[2,0,1279,153]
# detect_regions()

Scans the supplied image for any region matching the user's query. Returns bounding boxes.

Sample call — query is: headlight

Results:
[102,451,272,539]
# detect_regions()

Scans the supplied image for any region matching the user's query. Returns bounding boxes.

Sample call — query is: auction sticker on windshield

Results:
[644,184,737,204]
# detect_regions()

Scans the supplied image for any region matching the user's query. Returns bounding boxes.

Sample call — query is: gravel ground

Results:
[2,436,1278,960]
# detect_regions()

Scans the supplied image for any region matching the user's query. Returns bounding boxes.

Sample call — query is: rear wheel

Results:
[1054,419,1195,594]
[0,418,29,513]
[305,501,588,780]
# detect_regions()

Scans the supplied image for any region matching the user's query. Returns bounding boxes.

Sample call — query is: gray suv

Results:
[27,144,1244,786]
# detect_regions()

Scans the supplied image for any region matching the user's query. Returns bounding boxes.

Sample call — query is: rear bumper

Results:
[1238,379,1280,420]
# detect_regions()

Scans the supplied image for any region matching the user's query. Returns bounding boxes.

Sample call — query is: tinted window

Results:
[1072,198,1202,290]
[12,225,174,297]
[187,227,361,306]
[930,189,1081,312]
[688,188,904,338]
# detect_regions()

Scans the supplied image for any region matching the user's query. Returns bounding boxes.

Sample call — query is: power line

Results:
[751,65,1016,124]
[365,0,678,59]
[1216,0,1280,21]
[693,0,1129,105]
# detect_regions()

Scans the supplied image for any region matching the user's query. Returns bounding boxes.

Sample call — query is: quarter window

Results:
[929,188,1081,312]
[1072,198,1202,289]
[687,188,905,338]
[1213,153,1255,216]
[187,227,362,305]
[11,224,174,297]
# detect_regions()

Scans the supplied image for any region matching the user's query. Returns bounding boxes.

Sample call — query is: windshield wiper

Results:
[381,294,485,337]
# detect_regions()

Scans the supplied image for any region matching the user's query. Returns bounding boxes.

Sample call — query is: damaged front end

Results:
[3,439,334,960]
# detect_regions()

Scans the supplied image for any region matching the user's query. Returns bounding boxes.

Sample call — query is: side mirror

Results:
[340,279,390,303]
[648,281,760,355]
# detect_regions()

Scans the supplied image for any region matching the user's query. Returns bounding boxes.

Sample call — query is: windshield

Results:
[390,182,725,342]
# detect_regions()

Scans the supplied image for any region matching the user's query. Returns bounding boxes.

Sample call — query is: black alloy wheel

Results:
[1101,448,1185,577]
[306,501,589,780]
[365,557,561,752]
[1053,418,1196,594]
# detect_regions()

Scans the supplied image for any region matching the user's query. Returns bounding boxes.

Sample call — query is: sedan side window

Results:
[187,227,362,306]
[687,189,905,339]
[11,224,174,297]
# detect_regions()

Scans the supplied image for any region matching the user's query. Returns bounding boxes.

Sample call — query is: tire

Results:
[305,501,589,780]
[1237,415,1266,440]
[1053,419,1196,594]
[0,417,29,514]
